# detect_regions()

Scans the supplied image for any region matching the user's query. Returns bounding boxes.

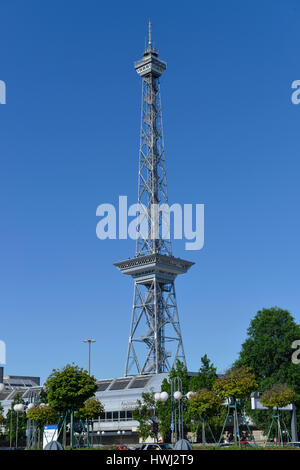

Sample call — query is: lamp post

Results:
[13,403,25,449]
[155,382,194,444]
[83,339,96,376]
[10,409,12,448]
[26,402,35,450]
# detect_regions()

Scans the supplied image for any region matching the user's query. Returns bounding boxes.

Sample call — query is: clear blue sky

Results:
[1,0,300,384]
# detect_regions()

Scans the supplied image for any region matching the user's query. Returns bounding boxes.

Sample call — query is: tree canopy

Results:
[189,355,218,391]
[213,367,257,400]
[27,405,58,426]
[188,388,222,419]
[79,398,104,420]
[44,364,97,413]
[235,307,300,389]
[260,384,296,409]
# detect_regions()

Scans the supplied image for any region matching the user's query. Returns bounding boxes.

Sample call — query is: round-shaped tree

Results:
[44,364,97,413]
[27,405,58,425]
[80,398,104,420]
[188,388,222,444]
[189,389,222,419]
[260,384,296,445]
[260,384,295,409]
[213,367,257,400]
[27,405,58,449]
[213,367,257,446]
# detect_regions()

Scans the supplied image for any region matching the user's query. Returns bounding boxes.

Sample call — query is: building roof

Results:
[95,373,169,412]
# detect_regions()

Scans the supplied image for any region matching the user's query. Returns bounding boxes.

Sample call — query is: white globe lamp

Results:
[160,391,169,402]
[173,391,182,400]
[186,391,195,400]
[14,403,24,412]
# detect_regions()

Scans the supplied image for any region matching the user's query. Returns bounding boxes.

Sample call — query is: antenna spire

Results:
[148,19,152,47]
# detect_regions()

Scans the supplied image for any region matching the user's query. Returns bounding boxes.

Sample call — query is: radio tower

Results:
[115,22,194,376]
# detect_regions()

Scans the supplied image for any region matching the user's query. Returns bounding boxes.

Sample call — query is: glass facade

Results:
[98,410,134,422]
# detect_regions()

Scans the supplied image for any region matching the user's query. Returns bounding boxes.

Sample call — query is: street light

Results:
[83,339,96,376]
[26,402,41,450]
[13,403,25,449]
[155,383,194,444]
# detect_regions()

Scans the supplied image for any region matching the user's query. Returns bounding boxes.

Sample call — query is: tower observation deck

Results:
[115,22,194,376]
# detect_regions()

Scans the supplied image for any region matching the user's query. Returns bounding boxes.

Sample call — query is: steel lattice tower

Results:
[115,23,194,376]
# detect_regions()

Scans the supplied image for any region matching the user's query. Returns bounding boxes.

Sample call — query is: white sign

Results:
[121,400,138,410]
[43,425,58,449]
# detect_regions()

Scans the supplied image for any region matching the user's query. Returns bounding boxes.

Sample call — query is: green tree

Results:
[26,404,58,448]
[189,355,218,391]
[77,398,104,447]
[235,307,300,435]
[189,389,222,418]
[44,364,97,413]
[132,390,156,442]
[187,388,223,443]
[213,367,257,400]
[37,387,48,405]
[213,367,257,445]
[79,398,104,420]
[260,384,296,409]
[44,364,98,449]
[260,384,296,445]
[27,405,58,426]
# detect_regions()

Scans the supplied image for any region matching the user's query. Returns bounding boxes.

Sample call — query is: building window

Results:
[99,410,134,422]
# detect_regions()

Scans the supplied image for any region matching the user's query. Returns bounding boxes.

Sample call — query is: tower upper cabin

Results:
[134,21,166,78]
